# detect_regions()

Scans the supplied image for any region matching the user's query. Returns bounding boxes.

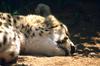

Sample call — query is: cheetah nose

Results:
[70,45,76,55]
[66,39,76,55]
[64,45,76,56]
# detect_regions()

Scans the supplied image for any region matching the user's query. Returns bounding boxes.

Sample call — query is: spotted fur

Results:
[0,4,76,58]
[0,12,21,63]
[13,4,76,56]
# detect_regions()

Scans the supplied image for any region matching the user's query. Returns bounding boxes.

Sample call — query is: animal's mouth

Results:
[59,45,76,56]
[70,45,76,55]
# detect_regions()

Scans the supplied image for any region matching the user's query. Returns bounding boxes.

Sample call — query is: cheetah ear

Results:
[35,3,51,17]
[61,24,70,36]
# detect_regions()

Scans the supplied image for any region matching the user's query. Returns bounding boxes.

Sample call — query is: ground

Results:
[11,35,100,66]
[12,56,100,66]
[11,16,100,66]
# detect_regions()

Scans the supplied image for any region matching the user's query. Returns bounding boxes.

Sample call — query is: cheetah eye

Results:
[56,37,68,44]
[56,40,62,44]
[64,37,68,40]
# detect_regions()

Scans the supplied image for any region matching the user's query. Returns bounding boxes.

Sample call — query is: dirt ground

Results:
[11,34,100,66]
[12,55,100,66]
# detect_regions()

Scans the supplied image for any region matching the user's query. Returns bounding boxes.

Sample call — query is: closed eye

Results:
[56,37,68,44]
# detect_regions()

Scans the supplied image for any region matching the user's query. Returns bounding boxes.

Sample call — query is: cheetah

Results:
[13,3,76,56]
[0,12,22,64]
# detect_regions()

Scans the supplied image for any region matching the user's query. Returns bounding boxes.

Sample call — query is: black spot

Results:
[7,14,11,19]
[0,43,2,47]
[13,19,17,25]
[7,19,11,23]
[26,27,31,34]
[18,35,20,38]
[0,31,2,33]
[21,24,24,28]
[50,25,58,29]
[41,27,44,30]
[32,32,35,37]
[24,33,28,38]
[7,19,12,26]
[27,24,29,27]
[39,31,43,36]
[13,37,16,41]
[0,22,2,26]
[60,24,63,27]
[3,35,7,45]
[2,17,6,20]
[40,31,43,33]
[7,19,11,25]
[39,33,42,36]
[45,29,49,31]
[10,52,15,57]
[66,31,70,36]
[35,28,39,31]
[8,23,12,26]
[16,16,20,20]
[61,37,68,44]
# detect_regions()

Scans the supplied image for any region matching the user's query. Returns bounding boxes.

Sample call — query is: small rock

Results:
[89,52,96,57]
[73,53,79,56]
[83,48,90,57]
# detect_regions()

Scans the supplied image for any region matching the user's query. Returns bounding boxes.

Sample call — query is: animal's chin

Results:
[60,45,76,56]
